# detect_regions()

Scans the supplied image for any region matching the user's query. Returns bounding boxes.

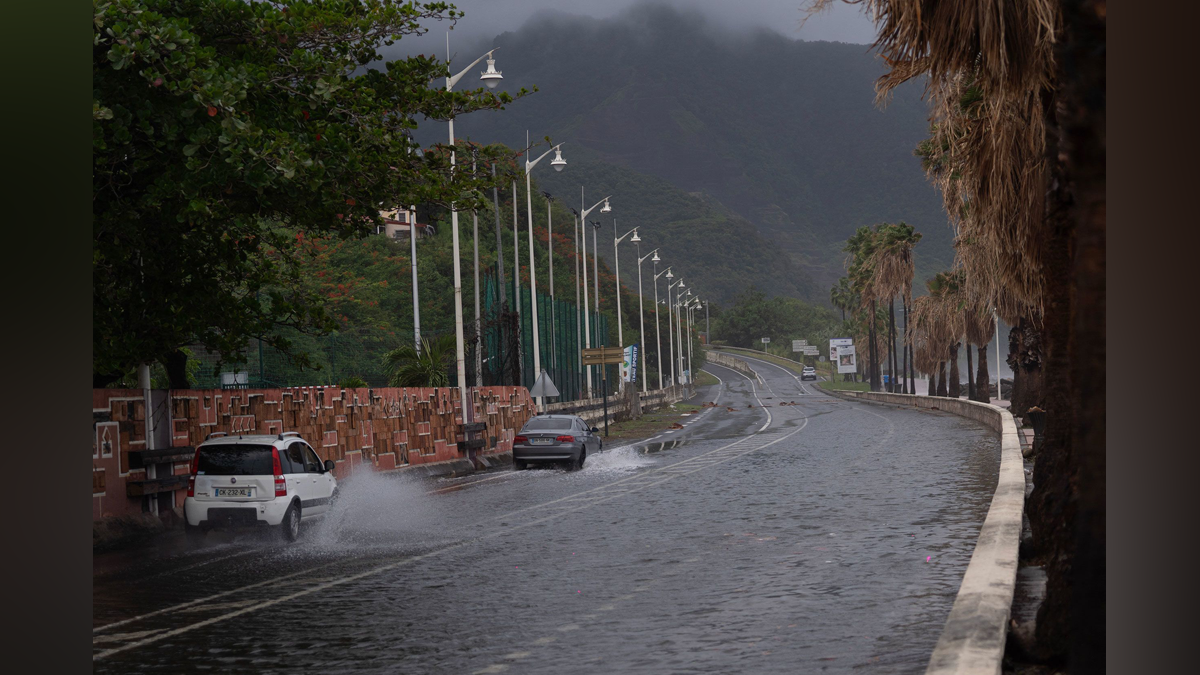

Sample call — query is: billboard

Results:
[829,338,853,368]
[836,344,857,374]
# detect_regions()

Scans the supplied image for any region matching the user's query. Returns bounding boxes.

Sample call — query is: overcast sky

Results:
[398,0,878,54]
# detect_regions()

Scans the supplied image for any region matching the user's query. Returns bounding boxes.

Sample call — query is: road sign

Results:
[529,371,559,398]
[581,346,625,365]
[761,337,771,344]
[792,339,807,352]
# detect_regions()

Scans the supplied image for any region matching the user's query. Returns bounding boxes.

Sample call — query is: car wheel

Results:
[513,459,526,471]
[577,450,586,470]
[280,502,301,542]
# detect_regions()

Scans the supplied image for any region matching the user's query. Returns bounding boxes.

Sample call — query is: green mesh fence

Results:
[187,269,613,402]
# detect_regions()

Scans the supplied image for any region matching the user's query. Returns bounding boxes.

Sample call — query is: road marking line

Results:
[532,637,557,645]
[502,651,532,660]
[472,665,509,674]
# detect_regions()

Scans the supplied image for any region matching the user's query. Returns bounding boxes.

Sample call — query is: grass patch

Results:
[818,380,871,392]
[601,402,703,442]
[694,370,719,387]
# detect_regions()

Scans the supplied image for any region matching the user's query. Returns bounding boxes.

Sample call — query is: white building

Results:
[376,208,434,240]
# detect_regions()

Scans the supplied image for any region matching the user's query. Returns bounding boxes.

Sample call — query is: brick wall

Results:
[92,385,535,521]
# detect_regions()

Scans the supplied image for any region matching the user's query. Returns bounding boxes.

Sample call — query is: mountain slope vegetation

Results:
[416,2,952,300]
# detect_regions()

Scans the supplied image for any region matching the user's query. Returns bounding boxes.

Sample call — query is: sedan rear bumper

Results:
[513,444,582,462]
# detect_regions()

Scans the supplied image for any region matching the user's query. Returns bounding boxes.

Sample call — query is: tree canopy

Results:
[92,0,528,385]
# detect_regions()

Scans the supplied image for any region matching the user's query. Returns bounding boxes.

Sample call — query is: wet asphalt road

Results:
[93,354,1001,674]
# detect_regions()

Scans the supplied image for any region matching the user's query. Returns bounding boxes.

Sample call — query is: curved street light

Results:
[653,265,672,390]
[444,38,505,420]
[636,247,659,393]
[523,133,567,412]
[577,193,612,396]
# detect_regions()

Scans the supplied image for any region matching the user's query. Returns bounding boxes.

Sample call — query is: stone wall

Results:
[703,350,759,379]
[93,385,535,521]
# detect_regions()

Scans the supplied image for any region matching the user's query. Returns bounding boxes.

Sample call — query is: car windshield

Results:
[522,418,573,431]
[197,444,275,476]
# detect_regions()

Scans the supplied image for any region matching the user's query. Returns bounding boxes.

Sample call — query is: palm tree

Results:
[865,223,922,393]
[382,334,456,387]
[809,1,1104,661]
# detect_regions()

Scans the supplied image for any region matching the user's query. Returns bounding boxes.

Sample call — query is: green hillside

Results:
[414,3,952,300]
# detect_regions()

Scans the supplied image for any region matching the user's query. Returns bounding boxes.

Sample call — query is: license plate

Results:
[214,487,254,498]
[530,438,552,445]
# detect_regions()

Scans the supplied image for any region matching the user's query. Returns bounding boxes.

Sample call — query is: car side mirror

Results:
[324,459,336,473]
[591,427,600,433]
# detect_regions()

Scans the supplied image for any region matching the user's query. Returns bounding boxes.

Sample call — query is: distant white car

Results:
[801,366,817,381]
[183,432,337,542]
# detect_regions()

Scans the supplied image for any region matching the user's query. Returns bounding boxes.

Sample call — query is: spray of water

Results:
[305,470,454,552]
[580,444,654,473]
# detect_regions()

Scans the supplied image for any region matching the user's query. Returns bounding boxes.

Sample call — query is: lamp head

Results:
[666,270,674,279]
[600,198,612,214]
[678,280,686,288]
[630,229,641,243]
[550,147,566,172]
[480,54,503,89]
[652,251,660,262]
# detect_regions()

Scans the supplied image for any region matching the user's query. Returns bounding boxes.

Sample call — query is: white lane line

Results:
[95,419,811,661]
[138,547,260,582]
[472,665,509,674]
[93,557,339,634]
[725,352,815,396]
[532,637,557,646]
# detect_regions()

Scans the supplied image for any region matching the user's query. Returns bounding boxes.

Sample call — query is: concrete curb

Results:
[824,389,1023,675]
[375,451,513,481]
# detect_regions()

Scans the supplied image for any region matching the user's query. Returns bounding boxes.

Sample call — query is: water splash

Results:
[305,470,451,551]
[581,444,654,473]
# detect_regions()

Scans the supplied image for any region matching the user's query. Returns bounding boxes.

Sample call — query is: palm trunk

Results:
[948,343,961,398]
[869,299,880,391]
[935,361,947,397]
[975,344,990,403]
[888,299,898,393]
[966,343,976,400]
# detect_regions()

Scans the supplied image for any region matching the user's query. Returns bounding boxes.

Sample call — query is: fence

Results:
[184,269,618,402]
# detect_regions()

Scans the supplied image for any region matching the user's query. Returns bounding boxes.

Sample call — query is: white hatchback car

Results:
[184,432,337,542]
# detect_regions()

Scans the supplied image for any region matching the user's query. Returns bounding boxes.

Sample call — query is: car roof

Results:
[200,434,293,447]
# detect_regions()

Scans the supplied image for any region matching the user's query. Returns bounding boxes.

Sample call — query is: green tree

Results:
[93,0,529,387]
[383,334,456,387]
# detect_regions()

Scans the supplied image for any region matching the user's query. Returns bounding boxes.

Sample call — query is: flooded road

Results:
[93,355,1000,674]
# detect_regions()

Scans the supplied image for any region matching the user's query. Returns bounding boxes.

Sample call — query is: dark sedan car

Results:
[512,415,602,471]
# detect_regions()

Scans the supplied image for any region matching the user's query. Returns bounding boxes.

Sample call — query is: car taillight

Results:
[272,448,287,497]
[189,447,201,474]
[186,475,196,497]
[514,435,528,443]
[556,435,575,443]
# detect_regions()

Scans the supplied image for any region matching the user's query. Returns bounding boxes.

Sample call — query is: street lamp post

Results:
[654,266,672,389]
[522,134,567,412]
[675,286,689,384]
[444,38,503,418]
[471,154,482,387]
[637,247,659,393]
[667,277,683,387]
[577,193,612,397]
[543,191,556,373]
[512,180,522,381]
[613,224,640,394]
[590,220,602,350]
[612,224,640,349]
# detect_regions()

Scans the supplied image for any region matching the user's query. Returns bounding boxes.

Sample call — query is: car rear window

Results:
[522,418,573,431]
[197,444,275,476]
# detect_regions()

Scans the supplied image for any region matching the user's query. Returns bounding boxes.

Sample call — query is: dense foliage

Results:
[92,0,527,386]
[711,288,841,353]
